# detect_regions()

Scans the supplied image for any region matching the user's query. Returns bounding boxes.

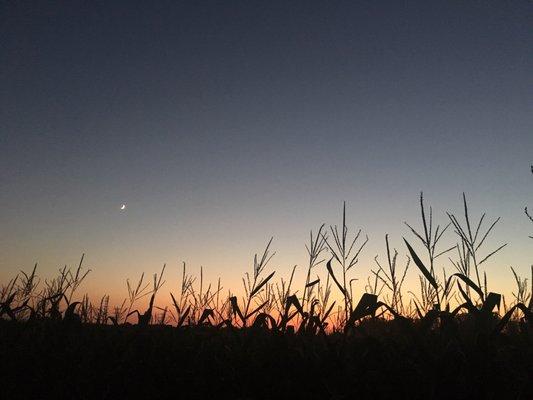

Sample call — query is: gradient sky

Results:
[1,1,532,303]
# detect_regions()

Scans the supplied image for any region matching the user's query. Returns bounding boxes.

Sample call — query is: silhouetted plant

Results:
[301,224,328,310]
[325,202,368,324]
[404,192,454,312]
[170,262,195,327]
[372,235,410,315]
[447,193,507,304]
[126,265,166,326]
[230,238,276,327]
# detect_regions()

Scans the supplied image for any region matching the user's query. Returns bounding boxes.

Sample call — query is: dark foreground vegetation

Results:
[1,318,531,399]
[1,192,532,399]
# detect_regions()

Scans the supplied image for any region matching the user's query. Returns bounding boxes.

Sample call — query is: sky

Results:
[1,1,532,304]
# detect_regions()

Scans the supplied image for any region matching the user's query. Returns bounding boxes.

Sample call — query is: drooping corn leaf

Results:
[457,284,477,314]
[481,292,501,314]
[347,293,378,326]
[252,313,277,330]
[494,303,530,333]
[170,292,180,314]
[177,305,191,327]
[250,271,275,297]
[454,273,484,301]
[286,294,305,316]
[198,309,214,325]
[326,259,346,296]
[64,302,80,321]
[404,239,438,291]
[230,296,245,323]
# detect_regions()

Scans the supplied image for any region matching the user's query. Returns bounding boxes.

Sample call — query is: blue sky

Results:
[1,1,531,301]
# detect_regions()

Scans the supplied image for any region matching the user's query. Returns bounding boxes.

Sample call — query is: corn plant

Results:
[325,202,368,325]
[404,193,454,312]
[314,273,335,332]
[271,265,295,318]
[495,267,532,334]
[230,238,276,327]
[123,272,151,323]
[126,264,166,326]
[494,266,532,334]
[169,262,196,327]
[109,299,127,326]
[372,235,410,315]
[187,267,225,326]
[301,224,328,312]
[436,194,509,332]
[510,266,531,307]
[0,276,26,320]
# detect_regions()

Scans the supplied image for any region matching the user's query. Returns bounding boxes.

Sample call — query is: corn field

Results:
[1,193,532,399]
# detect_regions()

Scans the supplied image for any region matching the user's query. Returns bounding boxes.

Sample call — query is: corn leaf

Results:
[454,273,484,300]
[494,303,530,333]
[250,271,275,297]
[198,309,214,325]
[230,296,245,322]
[404,239,438,291]
[177,305,190,327]
[326,259,346,296]
[481,292,501,314]
[306,278,320,288]
[245,300,269,319]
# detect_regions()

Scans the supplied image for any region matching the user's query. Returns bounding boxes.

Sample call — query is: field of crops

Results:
[1,194,532,399]
[1,318,531,399]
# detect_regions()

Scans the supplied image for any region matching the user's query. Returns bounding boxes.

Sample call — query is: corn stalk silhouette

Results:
[404,193,454,312]
[230,238,276,327]
[324,202,368,325]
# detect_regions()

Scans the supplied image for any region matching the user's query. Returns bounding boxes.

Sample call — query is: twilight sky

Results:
[1,1,532,301]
